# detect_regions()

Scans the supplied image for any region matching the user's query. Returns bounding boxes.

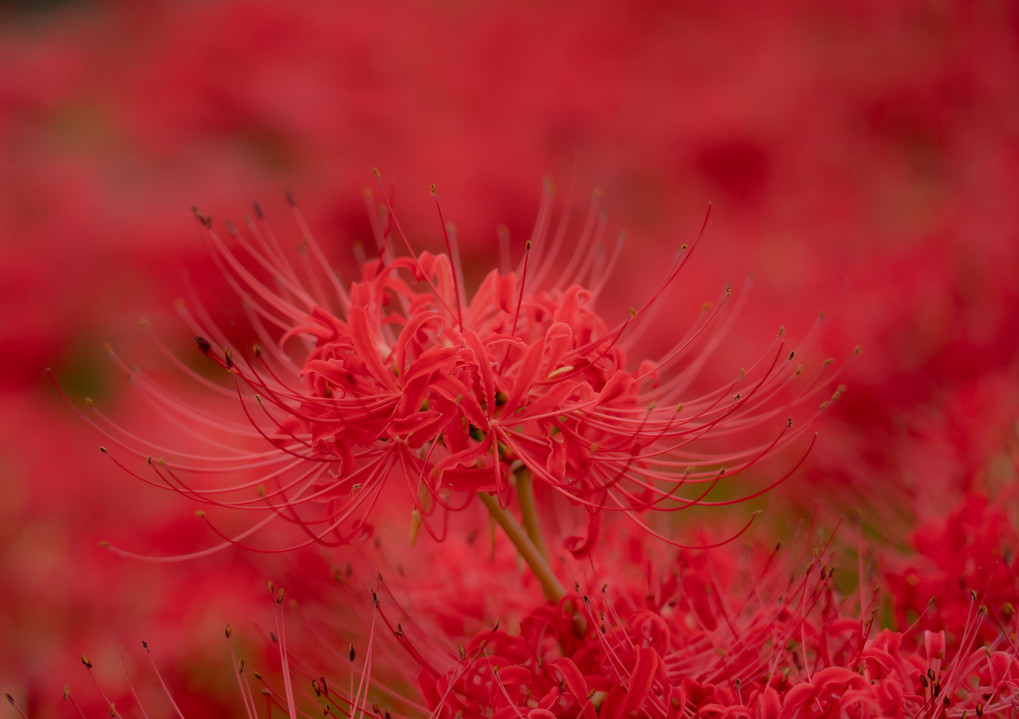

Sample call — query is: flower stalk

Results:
[477,490,565,603]
[514,469,549,561]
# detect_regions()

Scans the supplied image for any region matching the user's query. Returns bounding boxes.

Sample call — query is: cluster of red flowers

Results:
[419,537,1018,719]
[25,183,1015,718]
[2,1,1018,717]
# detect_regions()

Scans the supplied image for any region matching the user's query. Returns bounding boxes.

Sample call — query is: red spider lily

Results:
[412,529,1019,719]
[29,521,1019,719]
[75,178,839,559]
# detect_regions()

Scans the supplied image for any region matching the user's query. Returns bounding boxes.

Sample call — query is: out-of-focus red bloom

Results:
[81,183,834,558]
[803,369,1019,549]
[885,491,1019,648]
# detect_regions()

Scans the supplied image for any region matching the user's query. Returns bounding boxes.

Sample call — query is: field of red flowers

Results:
[2,1,1018,717]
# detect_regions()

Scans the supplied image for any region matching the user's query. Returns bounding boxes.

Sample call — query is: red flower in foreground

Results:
[26,521,1019,719]
[81,178,837,560]
[410,532,1019,719]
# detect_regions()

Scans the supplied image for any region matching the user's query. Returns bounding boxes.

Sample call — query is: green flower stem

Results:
[478,491,566,603]
[515,469,549,561]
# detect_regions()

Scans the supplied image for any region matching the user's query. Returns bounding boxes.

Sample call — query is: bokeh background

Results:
[2,0,1018,716]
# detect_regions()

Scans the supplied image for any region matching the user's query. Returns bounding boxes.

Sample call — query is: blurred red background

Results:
[2,0,1017,716]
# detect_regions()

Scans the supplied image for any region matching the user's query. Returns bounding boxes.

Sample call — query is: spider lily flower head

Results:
[82,176,839,558]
